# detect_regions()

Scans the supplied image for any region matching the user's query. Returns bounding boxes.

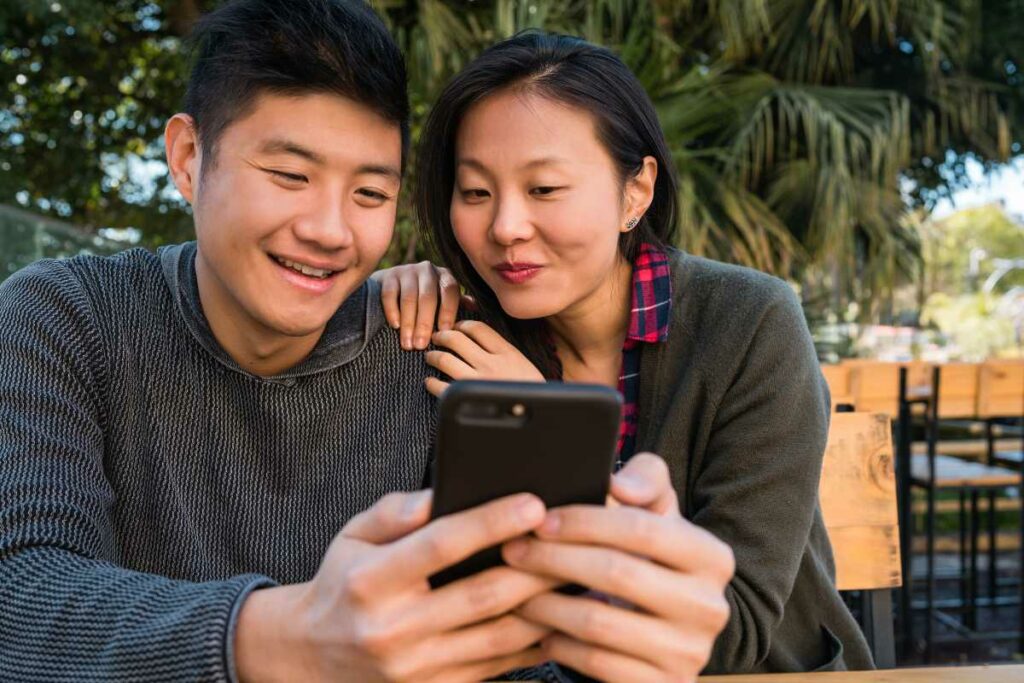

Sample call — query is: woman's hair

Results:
[415,30,679,378]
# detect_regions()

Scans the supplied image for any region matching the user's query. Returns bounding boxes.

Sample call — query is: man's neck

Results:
[194,252,322,377]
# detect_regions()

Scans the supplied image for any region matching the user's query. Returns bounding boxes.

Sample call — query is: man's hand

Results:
[504,454,735,683]
[425,320,545,397]
[371,262,464,350]
[235,490,557,682]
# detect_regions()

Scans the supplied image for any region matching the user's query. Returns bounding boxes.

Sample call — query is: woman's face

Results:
[450,89,634,320]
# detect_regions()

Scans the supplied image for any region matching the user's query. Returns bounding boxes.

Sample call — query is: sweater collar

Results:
[159,241,386,382]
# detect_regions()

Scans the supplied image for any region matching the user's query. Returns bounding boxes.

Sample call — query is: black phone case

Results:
[428,380,622,589]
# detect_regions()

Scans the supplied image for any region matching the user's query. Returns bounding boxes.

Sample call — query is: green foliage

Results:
[2,0,1021,300]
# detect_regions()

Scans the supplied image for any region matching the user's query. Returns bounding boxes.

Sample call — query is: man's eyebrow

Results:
[355,164,402,182]
[257,138,326,164]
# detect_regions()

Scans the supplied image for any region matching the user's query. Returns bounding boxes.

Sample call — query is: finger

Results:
[425,377,449,398]
[610,452,679,516]
[425,350,476,381]
[452,319,512,354]
[357,493,547,594]
[391,614,550,680]
[542,634,666,683]
[378,273,402,330]
[536,505,732,577]
[394,565,559,640]
[437,268,461,332]
[398,269,420,350]
[519,591,704,672]
[420,647,547,683]
[430,330,488,367]
[503,538,726,620]
[342,490,434,544]
[413,264,440,350]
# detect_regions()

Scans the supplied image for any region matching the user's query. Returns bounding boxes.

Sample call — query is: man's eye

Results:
[268,170,307,184]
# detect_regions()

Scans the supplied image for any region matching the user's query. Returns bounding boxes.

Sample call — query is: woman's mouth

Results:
[494,262,543,284]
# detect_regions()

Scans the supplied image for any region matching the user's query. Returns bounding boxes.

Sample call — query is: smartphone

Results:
[428,379,622,589]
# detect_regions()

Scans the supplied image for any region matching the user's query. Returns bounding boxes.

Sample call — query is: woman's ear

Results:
[621,155,658,232]
[164,113,202,205]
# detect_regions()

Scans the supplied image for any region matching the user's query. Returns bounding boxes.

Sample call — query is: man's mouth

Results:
[271,254,337,280]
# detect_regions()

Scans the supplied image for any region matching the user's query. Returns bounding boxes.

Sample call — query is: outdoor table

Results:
[698,664,1024,682]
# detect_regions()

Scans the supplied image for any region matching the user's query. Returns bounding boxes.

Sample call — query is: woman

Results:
[380,31,873,679]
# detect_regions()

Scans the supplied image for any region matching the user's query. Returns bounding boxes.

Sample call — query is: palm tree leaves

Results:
[369,0,1013,313]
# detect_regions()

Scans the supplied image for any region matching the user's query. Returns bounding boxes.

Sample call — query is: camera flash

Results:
[511,403,526,417]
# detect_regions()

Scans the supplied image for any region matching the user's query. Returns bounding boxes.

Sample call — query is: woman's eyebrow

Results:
[456,156,570,171]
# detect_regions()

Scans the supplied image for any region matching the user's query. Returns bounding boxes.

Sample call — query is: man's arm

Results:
[0,260,275,681]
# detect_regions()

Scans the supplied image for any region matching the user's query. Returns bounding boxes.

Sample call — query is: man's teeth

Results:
[275,257,333,279]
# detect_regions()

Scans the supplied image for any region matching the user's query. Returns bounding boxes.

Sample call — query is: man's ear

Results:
[165,113,202,204]
[621,155,658,232]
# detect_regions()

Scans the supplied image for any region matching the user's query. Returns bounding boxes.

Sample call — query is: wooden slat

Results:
[819,412,901,591]
[935,363,980,419]
[821,365,851,412]
[910,454,1021,488]
[910,438,1022,458]
[977,359,1024,419]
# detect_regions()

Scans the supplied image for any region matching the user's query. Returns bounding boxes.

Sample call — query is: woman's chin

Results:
[496,295,561,321]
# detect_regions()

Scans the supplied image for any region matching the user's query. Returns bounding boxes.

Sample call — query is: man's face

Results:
[188,92,401,343]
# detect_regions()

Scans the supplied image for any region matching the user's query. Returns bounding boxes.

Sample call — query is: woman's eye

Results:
[356,188,389,202]
[461,189,490,200]
[268,170,308,185]
[530,186,562,196]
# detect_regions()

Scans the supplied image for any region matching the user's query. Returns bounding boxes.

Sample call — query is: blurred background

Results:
[2,0,1022,362]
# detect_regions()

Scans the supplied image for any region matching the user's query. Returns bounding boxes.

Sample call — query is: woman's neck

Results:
[547,255,633,381]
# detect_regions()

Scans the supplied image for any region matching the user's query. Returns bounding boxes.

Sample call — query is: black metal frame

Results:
[896,365,1024,662]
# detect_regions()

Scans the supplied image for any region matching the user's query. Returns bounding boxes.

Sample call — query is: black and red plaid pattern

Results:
[616,243,672,464]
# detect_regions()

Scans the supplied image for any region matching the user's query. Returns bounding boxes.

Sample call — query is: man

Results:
[0,2,732,681]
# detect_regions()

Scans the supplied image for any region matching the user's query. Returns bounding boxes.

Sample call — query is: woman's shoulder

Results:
[665,248,800,326]
[666,248,793,302]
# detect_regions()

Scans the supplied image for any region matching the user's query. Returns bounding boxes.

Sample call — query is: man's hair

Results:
[183,0,409,171]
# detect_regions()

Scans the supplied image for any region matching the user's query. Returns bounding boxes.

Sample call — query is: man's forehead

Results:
[230,91,402,170]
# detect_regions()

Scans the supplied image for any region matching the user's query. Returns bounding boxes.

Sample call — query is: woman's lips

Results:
[494,263,543,284]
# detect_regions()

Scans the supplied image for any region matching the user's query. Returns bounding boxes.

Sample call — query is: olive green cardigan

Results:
[636,249,874,673]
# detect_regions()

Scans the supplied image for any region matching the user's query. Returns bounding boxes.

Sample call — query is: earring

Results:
[625,217,639,231]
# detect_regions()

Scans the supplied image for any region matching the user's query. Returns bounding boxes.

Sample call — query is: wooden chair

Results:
[820,411,901,668]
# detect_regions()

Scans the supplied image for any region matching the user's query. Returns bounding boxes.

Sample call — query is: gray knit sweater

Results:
[0,243,436,681]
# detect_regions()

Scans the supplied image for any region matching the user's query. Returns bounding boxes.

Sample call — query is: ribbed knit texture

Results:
[0,243,436,681]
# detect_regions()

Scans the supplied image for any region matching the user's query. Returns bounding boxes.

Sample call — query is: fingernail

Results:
[505,538,528,562]
[401,336,411,349]
[390,319,400,329]
[414,337,426,348]
[402,490,429,520]
[614,471,647,495]
[516,494,545,523]
[540,511,561,535]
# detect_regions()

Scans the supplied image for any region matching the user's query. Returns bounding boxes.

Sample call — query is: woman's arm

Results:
[692,283,831,672]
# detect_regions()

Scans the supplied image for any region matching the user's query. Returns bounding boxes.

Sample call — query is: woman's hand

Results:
[425,320,545,397]
[371,262,464,350]
[503,453,735,683]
